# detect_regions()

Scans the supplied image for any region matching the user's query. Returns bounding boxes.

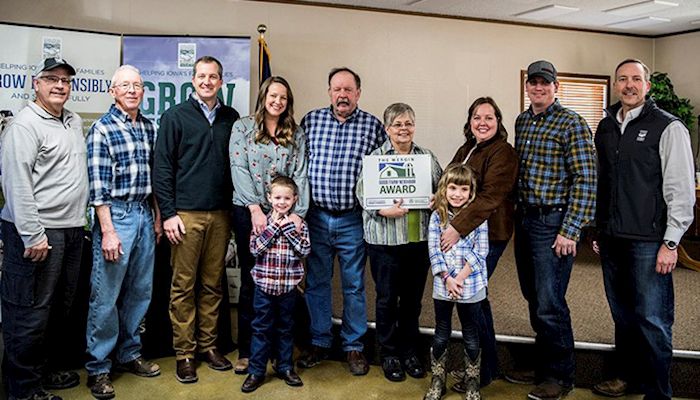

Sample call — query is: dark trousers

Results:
[367,241,429,360]
[432,299,482,360]
[1,222,83,398]
[479,240,509,384]
[514,208,575,386]
[599,235,673,400]
[248,286,297,376]
[232,205,255,359]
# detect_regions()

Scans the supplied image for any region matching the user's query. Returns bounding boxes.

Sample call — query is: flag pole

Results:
[257,24,269,84]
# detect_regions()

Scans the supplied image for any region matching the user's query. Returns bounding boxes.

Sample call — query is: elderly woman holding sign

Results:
[356,103,442,383]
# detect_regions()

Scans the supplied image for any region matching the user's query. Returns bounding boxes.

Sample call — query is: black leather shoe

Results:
[87,373,115,399]
[277,370,303,387]
[347,350,369,376]
[12,389,63,400]
[402,355,426,379]
[382,357,406,382]
[175,358,197,384]
[42,371,80,389]
[297,346,329,369]
[116,357,161,377]
[198,349,232,371]
[241,374,265,393]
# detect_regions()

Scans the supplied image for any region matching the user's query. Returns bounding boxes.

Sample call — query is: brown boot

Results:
[462,350,481,400]
[423,348,447,400]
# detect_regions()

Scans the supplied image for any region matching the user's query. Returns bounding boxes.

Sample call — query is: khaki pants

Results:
[169,210,231,360]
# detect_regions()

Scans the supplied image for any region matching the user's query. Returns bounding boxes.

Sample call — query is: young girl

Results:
[423,164,489,400]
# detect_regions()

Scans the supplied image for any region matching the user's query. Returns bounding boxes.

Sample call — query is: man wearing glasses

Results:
[0,57,88,400]
[154,56,239,384]
[84,65,162,399]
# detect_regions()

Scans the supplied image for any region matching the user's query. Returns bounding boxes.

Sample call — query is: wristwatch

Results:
[663,240,678,250]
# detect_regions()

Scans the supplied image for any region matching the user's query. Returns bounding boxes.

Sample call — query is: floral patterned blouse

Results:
[229,116,309,216]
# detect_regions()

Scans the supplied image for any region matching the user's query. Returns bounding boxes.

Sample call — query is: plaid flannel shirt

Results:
[514,100,597,241]
[301,106,385,211]
[429,211,489,303]
[249,214,311,295]
[87,104,155,206]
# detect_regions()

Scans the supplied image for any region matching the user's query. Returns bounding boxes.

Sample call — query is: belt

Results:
[315,206,359,216]
[520,204,566,214]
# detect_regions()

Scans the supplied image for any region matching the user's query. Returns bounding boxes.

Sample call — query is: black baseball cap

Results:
[36,57,76,76]
[527,60,557,83]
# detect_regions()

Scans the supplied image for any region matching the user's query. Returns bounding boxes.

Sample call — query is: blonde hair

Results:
[434,164,477,228]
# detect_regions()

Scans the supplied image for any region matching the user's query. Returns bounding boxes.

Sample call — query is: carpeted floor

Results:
[333,241,700,351]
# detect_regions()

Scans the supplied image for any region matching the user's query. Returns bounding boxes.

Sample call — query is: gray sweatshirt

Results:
[0,102,88,247]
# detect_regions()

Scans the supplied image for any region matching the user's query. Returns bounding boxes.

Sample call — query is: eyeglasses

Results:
[113,82,145,91]
[389,121,415,129]
[38,75,73,85]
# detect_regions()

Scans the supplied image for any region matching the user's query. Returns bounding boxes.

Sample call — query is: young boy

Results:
[241,176,311,393]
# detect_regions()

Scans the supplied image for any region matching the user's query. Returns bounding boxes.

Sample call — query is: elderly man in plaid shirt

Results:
[297,67,385,375]
[510,60,597,400]
[85,65,162,399]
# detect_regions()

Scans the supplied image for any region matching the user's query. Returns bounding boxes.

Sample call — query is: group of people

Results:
[0,53,694,400]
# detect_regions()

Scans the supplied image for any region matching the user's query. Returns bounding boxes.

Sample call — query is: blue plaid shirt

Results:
[87,104,156,206]
[515,100,597,241]
[429,211,489,303]
[301,106,385,211]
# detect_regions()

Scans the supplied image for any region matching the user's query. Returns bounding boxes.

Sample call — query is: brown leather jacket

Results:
[448,135,518,242]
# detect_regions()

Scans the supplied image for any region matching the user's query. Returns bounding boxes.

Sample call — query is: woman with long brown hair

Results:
[443,97,518,391]
[229,76,309,375]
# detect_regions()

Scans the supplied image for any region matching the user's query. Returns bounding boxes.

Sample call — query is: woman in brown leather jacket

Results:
[443,97,518,391]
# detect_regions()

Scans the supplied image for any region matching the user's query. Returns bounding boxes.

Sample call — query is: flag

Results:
[258,35,271,85]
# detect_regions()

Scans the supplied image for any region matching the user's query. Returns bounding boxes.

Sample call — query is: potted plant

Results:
[648,72,698,163]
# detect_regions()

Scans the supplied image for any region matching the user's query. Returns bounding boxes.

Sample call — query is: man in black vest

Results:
[593,58,695,400]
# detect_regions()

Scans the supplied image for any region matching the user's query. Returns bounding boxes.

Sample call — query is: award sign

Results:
[362,154,433,210]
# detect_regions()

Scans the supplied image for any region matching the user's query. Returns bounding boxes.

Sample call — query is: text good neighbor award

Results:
[362,154,432,210]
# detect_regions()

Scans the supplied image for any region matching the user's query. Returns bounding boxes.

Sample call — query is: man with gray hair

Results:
[1,57,88,400]
[593,58,695,400]
[84,65,161,399]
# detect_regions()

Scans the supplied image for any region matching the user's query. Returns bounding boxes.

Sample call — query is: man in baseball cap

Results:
[507,59,597,400]
[1,56,87,400]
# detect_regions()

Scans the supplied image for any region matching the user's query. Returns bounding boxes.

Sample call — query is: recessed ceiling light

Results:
[513,4,580,20]
[608,16,671,28]
[605,0,678,17]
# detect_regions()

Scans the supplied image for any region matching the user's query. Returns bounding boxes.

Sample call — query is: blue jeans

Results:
[85,201,155,375]
[1,222,83,398]
[432,299,481,360]
[248,286,297,376]
[305,207,366,351]
[479,240,509,384]
[514,208,575,386]
[367,242,429,360]
[599,235,673,400]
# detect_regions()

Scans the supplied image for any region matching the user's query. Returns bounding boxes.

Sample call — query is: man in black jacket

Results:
[593,58,695,400]
[153,56,240,384]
